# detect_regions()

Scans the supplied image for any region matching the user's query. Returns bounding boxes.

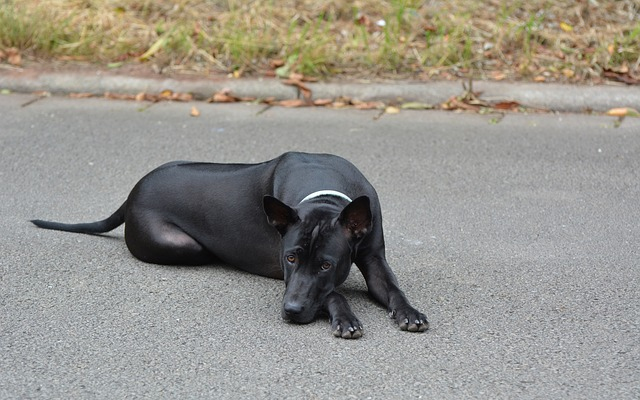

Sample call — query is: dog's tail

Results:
[31,201,127,235]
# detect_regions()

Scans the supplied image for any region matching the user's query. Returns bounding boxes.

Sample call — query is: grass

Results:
[0,0,638,83]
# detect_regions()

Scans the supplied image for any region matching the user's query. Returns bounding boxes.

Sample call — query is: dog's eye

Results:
[320,261,332,271]
[286,255,296,264]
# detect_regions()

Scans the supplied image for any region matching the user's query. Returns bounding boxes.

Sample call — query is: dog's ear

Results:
[339,196,372,239]
[263,196,299,236]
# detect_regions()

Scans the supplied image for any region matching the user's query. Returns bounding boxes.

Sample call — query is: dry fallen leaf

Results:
[384,106,400,114]
[32,91,51,97]
[491,71,507,81]
[282,78,312,101]
[400,101,434,110]
[603,69,640,85]
[6,48,21,66]
[207,88,255,103]
[289,72,304,81]
[270,59,285,68]
[355,13,371,28]
[441,96,481,111]
[209,89,240,103]
[104,92,136,100]
[190,106,200,117]
[423,23,437,33]
[171,92,193,102]
[606,107,640,117]
[331,101,349,108]
[141,93,161,102]
[353,100,385,110]
[69,92,95,99]
[313,98,333,106]
[279,99,308,107]
[493,101,521,110]
[211,93,236,102]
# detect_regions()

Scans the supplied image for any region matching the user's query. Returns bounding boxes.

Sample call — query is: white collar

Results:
[299,190,353,204]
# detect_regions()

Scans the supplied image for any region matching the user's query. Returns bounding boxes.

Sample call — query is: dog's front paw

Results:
[390,307,429,332]
[331,315,363,339]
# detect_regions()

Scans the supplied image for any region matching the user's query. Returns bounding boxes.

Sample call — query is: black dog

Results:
[32,152,428,338]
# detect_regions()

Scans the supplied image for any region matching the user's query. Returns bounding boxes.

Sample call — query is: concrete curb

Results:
[1,69,638,112]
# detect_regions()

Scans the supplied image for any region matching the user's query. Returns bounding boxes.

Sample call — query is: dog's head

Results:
[263,195,372,323]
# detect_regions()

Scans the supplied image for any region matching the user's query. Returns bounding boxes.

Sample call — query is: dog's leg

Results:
[125,219,214,265]
[324,291,363,339]
[356,254,429,332]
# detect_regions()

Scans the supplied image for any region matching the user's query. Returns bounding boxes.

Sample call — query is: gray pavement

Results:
[1,93,639,399]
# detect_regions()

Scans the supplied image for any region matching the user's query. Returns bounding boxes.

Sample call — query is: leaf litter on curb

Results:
[64,75,626,119]
[102,90,193,102]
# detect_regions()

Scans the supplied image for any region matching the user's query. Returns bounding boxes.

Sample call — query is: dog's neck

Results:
[299,190,352,204]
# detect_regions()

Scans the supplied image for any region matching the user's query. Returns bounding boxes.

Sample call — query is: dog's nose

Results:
[283,302,304,317]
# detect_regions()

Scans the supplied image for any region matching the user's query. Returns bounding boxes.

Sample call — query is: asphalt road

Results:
[1,94,638,399]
